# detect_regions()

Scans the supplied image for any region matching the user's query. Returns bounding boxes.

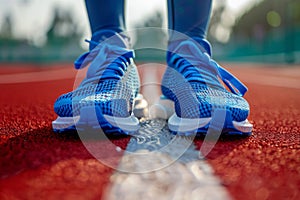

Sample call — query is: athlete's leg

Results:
[85,0,126,47]
[167,0,212,54]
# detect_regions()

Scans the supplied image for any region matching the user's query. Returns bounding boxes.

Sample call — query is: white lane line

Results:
[226,65,300,89]
[104,66,231,200]
[0,68,76,84]
[104,120,231,200]
[239,73,300,89]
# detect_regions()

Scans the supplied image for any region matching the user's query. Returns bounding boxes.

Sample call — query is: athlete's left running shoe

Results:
[52,31,140,135]
[161,38,253,136]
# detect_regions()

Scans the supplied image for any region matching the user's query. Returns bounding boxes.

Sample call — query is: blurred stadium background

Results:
[0,0,299,64]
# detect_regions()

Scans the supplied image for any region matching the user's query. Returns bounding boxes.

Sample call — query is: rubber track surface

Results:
[0,63,299,200]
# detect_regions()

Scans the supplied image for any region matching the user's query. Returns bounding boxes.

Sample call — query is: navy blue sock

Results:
[85,0,125,42]
[167,0,212,54]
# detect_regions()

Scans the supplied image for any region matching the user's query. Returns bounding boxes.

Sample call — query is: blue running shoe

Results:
[162,38,253,136]
[52,31,140,135]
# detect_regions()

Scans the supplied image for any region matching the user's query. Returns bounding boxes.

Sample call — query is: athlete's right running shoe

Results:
[52,30,140,135]
[162,37,253,136]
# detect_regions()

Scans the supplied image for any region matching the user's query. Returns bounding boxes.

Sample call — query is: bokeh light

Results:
[266,11,281,28]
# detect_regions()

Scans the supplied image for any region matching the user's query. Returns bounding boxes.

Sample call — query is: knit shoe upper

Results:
[162,38,250,122]
[54,32,140,119]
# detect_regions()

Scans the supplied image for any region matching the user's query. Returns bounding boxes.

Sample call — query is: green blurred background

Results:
[0,0,299,64]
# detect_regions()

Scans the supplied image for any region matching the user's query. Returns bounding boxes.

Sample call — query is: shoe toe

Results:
[172,86,250,122]
[53,92,74,117]
[54,88,131,118]
[197,88,250,122]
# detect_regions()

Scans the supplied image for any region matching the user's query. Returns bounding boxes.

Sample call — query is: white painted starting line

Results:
[104,130,231,200]
[103,66,231,200]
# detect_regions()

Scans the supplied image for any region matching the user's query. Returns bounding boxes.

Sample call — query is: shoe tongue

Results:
[171,40,223,88]
[177,40,204,57]
[175,40,210,65]
[90,30,129,50]
[85,31,133,80]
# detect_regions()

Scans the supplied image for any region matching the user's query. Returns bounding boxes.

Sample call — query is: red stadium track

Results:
[0,63,299,200]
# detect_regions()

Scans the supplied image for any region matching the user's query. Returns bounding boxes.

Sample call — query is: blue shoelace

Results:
[168,40,248,97]
[74,39,134,85]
